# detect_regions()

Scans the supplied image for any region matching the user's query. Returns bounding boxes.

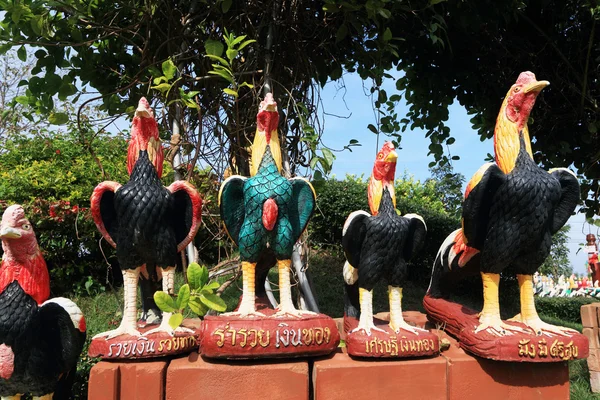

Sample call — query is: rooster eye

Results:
[378,153,384,159]
[514,87,520,93]
[22,224,31,230]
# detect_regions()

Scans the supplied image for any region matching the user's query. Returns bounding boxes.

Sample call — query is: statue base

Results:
[200,308,340,359]
[344,314,440,358]
[88,319,201,360]
[423,295,589,362]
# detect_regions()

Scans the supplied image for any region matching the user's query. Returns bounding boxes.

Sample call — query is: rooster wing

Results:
[90,181,122,248]
[166,180,203,253]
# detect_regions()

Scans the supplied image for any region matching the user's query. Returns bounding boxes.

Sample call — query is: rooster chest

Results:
[244,171,292,216]
[114,181,172,237]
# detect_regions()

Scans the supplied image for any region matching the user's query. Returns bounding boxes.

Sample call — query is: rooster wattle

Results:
[0,205,86,400]
[426,72,580,337]
[91,98,202,339]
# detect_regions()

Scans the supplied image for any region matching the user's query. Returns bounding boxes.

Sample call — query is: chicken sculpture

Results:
[91,98,202,339]
[342,142,427,335]
[426,72,580,337]
[0,205,86,400]
[219,93,315,317]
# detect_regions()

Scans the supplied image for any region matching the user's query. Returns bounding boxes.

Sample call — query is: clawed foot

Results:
[93,326,146,340]
[222,304,266,318]
[508,314,578,337]
[475,314,526,337]
[351,319,387,336]
[143,324,195,337]
[389,321,427,335]
[273,305,317,319]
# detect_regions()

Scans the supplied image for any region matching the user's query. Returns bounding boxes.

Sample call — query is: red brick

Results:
[87,360,167,400]
[584,327,600,349]
[88,362,119,400]
[312,350,447,400]
[166,352,308,400]
[442,332,570,400]
[589,349,600,372]
[581,304,600,327]
[590,370,600,393]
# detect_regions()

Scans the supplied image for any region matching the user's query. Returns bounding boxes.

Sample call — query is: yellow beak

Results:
[0,227,21,239]
[385,150,398,163]
[524,80,550,94]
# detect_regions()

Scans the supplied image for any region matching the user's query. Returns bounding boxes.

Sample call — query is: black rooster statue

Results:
[0,205,86,400]
[343,142,427,336]
[91,98,202,339]
[423,72,587,361]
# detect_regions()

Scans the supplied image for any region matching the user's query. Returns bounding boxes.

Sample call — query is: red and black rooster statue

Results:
[341,143,436,358]
[424,72,587,361]
[0,205,86,399]
[91,98,202,340]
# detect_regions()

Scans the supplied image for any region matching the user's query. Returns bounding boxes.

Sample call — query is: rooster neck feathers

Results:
[249,93,282,176]
[494,71,548,174]
[127,97,164,178]
[367,142,398,215]
[0,205,49,305]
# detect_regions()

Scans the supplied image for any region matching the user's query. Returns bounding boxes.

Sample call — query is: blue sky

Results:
[319,72,589,276]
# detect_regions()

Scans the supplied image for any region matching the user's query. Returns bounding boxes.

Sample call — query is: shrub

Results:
[535,297,599,325]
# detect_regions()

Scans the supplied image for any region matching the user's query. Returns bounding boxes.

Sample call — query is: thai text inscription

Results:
[212,323,332,349]
[518,338,578,360]
[364,335,436,356]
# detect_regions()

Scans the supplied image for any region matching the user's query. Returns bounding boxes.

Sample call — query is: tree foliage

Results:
[538,225,573,279]
[1,0,598,213]
[425,163,465,219]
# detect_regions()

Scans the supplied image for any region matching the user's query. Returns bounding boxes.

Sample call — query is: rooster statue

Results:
[219,93,315,317]
[426,72,580,337]
[342,142,427,335]
[91,98,202,339]
[0,205,86,400]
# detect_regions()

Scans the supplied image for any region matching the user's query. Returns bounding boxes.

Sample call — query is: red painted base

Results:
[200,309,340,359]
[344,314,440,358]
[89,319,202,360]
[423,295,589,362]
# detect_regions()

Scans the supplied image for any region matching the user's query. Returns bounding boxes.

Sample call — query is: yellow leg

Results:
[475,272,523,336]
[351,288,386,335]
[274,260,315,318]
[509,274,577,336]
[388,286,424,334]
[224,262,264,317]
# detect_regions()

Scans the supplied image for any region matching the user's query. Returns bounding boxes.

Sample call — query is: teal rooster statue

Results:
[219,93,316,318]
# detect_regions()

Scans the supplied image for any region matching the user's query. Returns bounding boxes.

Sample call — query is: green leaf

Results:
[367,124,378,134]
[200,265,209,287]
[151,83,171,93]
[221,0,232,13]
[48,112,69,125]
[17,46,26,62]
[58,83,77,101]
[187,262,203,290]
[383,28,392,42]
[177,284,190,309]
[336,24,348,42]
[205,281,220,291]
[154,291,177,313]
[200,293,227,312]
[223,88,238,97]
[208,69,234,84]
[15,96,29,105]
[321,148,335,170]
[188,297,208,316]
[378,9,391,19]
[226,48,238,62]
[205,39,224,57]
[169,313,184,330]
[237,39,256,51]
[429,0,446,5]
[30,16,43,35]
[205,54,230,67]
[161,59,177,80]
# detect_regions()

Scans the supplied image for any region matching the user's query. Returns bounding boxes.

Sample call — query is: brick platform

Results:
[87,313,573,400]
[88,360,167,400]
[166,352,308,400]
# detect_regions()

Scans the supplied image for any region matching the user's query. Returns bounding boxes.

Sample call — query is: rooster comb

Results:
[259,93,277,112]
[2,205,25,225]
[515,71,537,86]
